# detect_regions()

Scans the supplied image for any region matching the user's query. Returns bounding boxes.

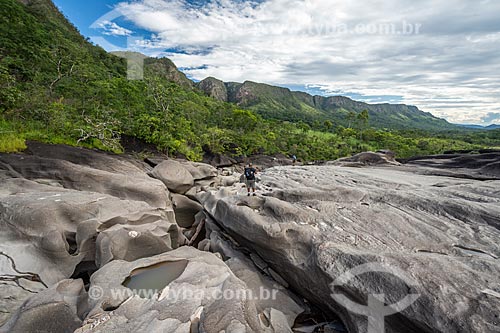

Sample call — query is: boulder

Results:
[205,222,304,327]
[194,177,221,190]
[327,151,400,167]
[24,141,150,174]
[0,252,46,326]
[171,194,203,228]
[178,161,218,180]
[151,160,195,194]
[221,174,240,187]
[96,216,180,268]
[0,179,179,286]
[376,149,396,158]
[244,154,294,168]
[0,279,86,333]
[202,153,237,168]
[0,162,179,325]
[144,157,165,167]
[185,211,207,246]
[0,153,170,209]
[79,247,298,332]
[0,142,186,324]
[199,164,500,333]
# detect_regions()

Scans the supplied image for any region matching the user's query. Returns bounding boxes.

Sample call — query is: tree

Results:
[357,109,369,141]
[230,109,258,133]
[76,110,122,152]
[0,64,21,112]
[48,48,76,94]
[297,121,311,133]
[145,77,171,115]
[323,120,333,131]
[347,111,356,128]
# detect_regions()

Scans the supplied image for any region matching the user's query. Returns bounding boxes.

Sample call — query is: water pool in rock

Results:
[122,260,188,298]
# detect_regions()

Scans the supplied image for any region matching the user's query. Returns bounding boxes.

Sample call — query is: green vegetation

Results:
[0,126,26,153]
[1,0,498,161]
[219,80,456,131]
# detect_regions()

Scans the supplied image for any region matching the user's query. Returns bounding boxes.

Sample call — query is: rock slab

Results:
[200,164,500,333]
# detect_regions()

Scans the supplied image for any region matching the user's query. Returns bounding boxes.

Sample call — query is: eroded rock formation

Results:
[0,143,180,326]
[0,143,306,332]
[80,247,302,332]
[198,160,500,333]
[2,144,499,333]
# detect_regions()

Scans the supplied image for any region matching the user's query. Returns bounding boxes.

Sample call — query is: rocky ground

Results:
[1,145,499,333]
[401,151,500,181]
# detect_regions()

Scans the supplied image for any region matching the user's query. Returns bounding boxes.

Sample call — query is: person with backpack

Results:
[244,163,257,196]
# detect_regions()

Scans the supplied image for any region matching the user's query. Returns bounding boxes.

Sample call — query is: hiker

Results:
[244,163,257,196]
[292,155,297,165]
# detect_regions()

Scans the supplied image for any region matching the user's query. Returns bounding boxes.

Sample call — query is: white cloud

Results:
[98,20,133,36]
[111,0,500,124]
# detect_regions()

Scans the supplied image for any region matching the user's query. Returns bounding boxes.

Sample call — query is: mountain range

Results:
[196,77,455,130]
[457,124,500,130]
[108,50,460,131]
[110,53,458,131]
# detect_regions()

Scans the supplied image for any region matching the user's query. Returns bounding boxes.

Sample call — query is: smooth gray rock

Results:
[0,182,178,286]
[0,147,180,325]
[194,177,221,189]
[24,141,150,174]
[481,161,500,177]
[0,252,46,326]
[151,160,195,194]
[79,247,296,332]
[221,174,240,187]
[403,152,500,180]
[147,159,218,181]
[200,164,500,333]
[202,154,237,168]
[327,151,400,167]
[0,153,170,209]
[171,194,203,228]
[0,279,86,333]
[206,226,303,326]
[0,174,179,325]
[178,161,218,180]
[96,215,180,268]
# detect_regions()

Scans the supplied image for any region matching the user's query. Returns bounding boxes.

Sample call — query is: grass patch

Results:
[0,132,27,153]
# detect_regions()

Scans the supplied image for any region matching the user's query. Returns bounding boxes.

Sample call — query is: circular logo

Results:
[331,262,421,333]
[88,285,104,300]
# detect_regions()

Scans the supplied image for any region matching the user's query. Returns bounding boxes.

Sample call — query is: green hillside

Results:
[1,0,498,160]
[198,79,455,130]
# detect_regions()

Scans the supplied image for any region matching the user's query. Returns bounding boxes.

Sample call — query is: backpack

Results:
[244,167,255,180]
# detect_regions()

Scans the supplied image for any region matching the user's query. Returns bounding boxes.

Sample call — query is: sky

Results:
[52,0,500,125]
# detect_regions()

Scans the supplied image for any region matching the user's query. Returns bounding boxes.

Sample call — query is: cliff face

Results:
[144,57,195,89]
[197,77,228,101]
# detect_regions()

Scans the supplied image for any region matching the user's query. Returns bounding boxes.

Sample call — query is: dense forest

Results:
[1,0,499,161]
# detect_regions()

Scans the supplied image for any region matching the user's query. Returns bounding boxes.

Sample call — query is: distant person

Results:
[292,155,297,165]
[244,163,257,196]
